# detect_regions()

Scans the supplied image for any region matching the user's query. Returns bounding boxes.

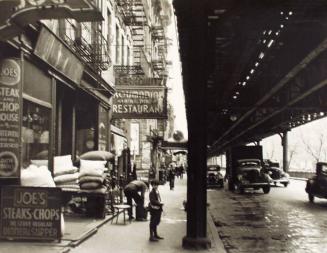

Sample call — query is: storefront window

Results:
[21,100,50,168]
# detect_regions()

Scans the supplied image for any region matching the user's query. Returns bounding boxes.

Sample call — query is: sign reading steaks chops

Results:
[0,186,62,241]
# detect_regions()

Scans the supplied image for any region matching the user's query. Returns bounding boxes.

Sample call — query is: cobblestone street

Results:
[208,180,327,253]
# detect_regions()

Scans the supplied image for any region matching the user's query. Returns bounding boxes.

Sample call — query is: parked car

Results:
[207,165,224,188]
[305,162,327,203]
[233,159,271,194]
[263,160,290,187]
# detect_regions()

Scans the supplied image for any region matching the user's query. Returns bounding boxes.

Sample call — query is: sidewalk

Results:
[68,177,226,253]
[0,177,226,253]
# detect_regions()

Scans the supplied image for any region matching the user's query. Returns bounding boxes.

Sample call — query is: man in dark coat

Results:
[167,165,175,190]
[124,180,148,220]
[149,180,164,241]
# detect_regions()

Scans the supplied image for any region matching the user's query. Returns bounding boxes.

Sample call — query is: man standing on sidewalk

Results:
[124,180,148,220]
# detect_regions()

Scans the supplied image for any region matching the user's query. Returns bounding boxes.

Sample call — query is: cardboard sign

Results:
[0,58,21,179]
[0,186,62,241]
[34,27,84,84]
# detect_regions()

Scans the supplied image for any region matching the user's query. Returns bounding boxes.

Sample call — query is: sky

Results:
[166,12,188,139]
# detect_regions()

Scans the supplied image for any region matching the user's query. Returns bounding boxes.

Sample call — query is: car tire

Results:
[262,185,270,194]
[283,183,288,187]
[308,194,314,203]
[234,182,244,194]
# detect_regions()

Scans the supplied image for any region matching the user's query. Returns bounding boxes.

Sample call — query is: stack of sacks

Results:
[21,164,65,235]
[21,164,55,187]
[53,155,80,190]
[79,159,107,192]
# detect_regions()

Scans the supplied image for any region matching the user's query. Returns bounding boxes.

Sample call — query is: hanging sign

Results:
[0,58,21,179]
[0,186,62,241]
[112,86,168,119]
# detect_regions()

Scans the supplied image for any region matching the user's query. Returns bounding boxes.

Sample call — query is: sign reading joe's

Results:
[0,186,61,241]
[0,58,21,179]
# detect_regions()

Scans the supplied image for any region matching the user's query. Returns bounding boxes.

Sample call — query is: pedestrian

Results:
[132,163,137,180]
[149,166,155,180]
[148,179,164,242]
[180,163,185,179]
[167,165,175,190]
[124,180,148,220]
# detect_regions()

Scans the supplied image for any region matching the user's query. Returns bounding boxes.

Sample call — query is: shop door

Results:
[75,90,97,156]
[56,85,74,156]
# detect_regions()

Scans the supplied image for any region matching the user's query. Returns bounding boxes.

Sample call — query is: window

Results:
[22,100,51,168]
[116,25,120,64]
[107,9,112,54]
[121,34,124,65]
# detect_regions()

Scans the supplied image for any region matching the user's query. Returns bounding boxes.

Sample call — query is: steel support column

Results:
[174,0,211,249]
[281,131,289,172]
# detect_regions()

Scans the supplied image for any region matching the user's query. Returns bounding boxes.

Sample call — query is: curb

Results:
[207,211,227,253]
[67,212,118,247]
[290,177,307,181]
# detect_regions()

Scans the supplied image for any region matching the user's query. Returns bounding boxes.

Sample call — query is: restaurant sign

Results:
[0,0,103,41]
[0,186,62,241]
[116,77,163,86]
[0,58,21,179]
[112,86,167,119]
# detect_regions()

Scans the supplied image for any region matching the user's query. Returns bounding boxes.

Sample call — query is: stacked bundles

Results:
[53,155,80,190]
[79,159,107,192]
[21,164,65,235]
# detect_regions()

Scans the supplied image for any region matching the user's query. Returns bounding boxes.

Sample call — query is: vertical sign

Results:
[0,58,21,179]
[130,123,139,155]
[98,105,108,151]
[141,142,151,170]
[0,186,61,241]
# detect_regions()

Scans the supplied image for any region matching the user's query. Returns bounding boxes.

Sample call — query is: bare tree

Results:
[264,142,275,160]
[300,131,326,163]
[288,144,297,169]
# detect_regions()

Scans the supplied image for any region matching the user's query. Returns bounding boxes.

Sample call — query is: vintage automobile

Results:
[305,162,327,203]
[233,159,271,194]
[207,165,224,188]
[263,160,290,187]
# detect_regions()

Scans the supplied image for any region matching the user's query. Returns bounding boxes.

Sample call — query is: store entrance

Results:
[75,90,98,156]
[56,84,74,156]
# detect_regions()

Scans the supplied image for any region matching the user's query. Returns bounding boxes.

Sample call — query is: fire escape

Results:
[115,0,151,77]
[60,19,111,75]
[151,22,168,78]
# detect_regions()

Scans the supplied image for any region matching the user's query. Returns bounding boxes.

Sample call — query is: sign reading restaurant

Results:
[112,86,167,119]
[0,58,21,179]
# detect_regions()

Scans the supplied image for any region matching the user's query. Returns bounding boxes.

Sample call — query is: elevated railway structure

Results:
[173,0,327,249]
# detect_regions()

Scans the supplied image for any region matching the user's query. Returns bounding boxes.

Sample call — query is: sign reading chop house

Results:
[112,86,167,119]
[0,186,61,241]
[0,59,21,179]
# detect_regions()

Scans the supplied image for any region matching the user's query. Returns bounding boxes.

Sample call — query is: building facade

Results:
[111,0,173,178]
